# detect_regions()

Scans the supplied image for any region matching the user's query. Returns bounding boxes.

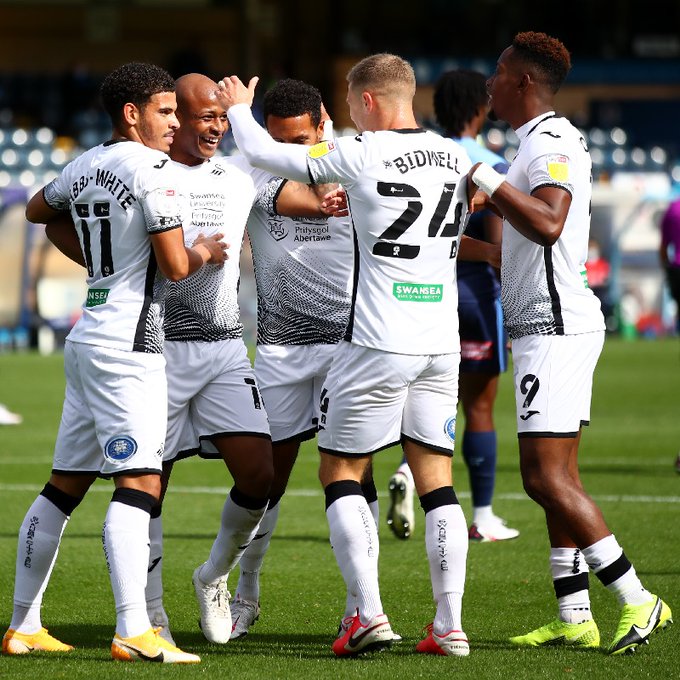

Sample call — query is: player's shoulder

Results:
[529,116,582,150]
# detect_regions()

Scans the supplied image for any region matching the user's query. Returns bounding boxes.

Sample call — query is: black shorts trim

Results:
[401,434,454,457]
[105,467,162,478]
[165,446,202,464]
[51,468,100,476]
[195,431,272,460]
[518,431,579,439]
[272,427,317,446]
[319,437,400,458]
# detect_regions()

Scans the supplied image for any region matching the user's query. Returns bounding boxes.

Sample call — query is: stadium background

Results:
[0,0,679,350]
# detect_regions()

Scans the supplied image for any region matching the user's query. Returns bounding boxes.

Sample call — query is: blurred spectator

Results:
[585,238,614,325]
[659,197,680,333]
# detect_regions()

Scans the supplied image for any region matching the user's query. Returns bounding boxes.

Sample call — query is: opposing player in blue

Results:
[388,69,518,543]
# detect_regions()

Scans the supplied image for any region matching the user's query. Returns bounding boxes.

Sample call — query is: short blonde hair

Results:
[347,53,416,100]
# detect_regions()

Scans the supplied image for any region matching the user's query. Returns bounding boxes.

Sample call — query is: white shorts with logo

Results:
[52,340,167,476]
[255,343,337,443]
[511,331,604,437]
[164,339,270,462]
[317,341,460,457]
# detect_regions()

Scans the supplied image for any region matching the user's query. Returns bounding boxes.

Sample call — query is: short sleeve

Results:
[306,135,366,186]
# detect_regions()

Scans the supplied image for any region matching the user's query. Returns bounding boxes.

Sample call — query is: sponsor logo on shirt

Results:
[546,154,569,182]
[393,282,443,302]
[86,288,110,307]
[308,140,336,159]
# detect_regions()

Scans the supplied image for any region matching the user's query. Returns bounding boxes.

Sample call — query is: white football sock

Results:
[426,503,468,633]
[235,502,280,602]
[550,547,592,623]
[582,535,652,606]
[145,514,164,611]
[103,500,151,638]
[10,495,69,633]
[472,504,494,525]
[199,493,267,584]
[326,494,382,624]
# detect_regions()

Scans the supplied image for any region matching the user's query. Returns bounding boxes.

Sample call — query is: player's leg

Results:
[192,433,273,643]
[86,345,198,663]
[386,454,416,540]
[318,342,401,655]
[402,353,469,657]
[4,340,99,655]
[145,339,204,644]
[231,436,298,637]
[511,333,671,653]
[321,453,393,656]
[459,295,517,542]
[232,344,315,635]
[3,473,95,655]
[145,460,175,644]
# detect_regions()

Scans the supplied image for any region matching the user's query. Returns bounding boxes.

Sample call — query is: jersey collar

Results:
[515,112,557,142]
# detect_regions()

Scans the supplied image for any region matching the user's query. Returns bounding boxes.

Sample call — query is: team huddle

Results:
[2,31,672,664]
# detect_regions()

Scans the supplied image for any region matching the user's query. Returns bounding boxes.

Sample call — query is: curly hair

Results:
[512,32,571,93]
[347,53,416,99]
[433,69,488,137]
[100,62,175,125]
[263,78,322,128]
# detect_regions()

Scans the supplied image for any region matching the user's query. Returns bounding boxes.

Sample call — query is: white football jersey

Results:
[43,140,184,353]
[501,113,605,339]
[164,156,271,342]
[247,175,352,346]
[307,129,471,355]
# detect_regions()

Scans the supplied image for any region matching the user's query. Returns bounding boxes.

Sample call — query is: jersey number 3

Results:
[372,181,463,259]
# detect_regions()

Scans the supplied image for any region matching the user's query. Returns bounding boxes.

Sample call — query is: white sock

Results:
[145,514,163,612]
[550,547,592,623]
[235,502,280,602]
[582,535,652,606]
[326,493,382,624]
[425,502,468,633]
[10,495,69,633]
[103,500,152,638]
[367,499,379,534]
[199,492,268,584]
[472,505,494,525]
[396,462,414,487]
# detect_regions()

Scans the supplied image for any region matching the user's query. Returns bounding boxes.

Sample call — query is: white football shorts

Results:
[511,331,605,437]
[317,341,460,456]
[52,340,167,476]
[255,343,337,443]
[163,339,270,462]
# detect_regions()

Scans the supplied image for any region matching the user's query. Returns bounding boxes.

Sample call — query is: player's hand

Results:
[194,232,229,265]
[216,76,259,109]
[320,187,348,217]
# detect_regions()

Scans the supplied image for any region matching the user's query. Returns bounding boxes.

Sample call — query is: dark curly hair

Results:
[433,69,488,137]
[100,62,175,125]
[512,31,571,93]
[263,78,322,128]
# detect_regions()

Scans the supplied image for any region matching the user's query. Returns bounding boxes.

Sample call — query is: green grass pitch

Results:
[0,338,678,679]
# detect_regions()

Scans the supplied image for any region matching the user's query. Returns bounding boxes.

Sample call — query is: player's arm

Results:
[27,189,86,267]
[470,161,571,246]
[45,212,86,267]
[276,181,346,218]
[150,228,227,282]
[26,187,62,224]
[458,236,500,268]
[217,76,311,184]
